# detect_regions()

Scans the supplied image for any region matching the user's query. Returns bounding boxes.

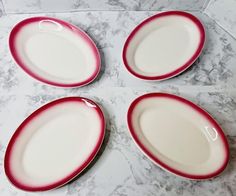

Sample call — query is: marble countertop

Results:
[0,0,236,196]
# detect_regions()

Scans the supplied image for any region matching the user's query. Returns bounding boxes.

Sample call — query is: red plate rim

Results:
[4,97,106,191]
[9,16,101,87]
[127,92,229,179]
[122,11,206,81]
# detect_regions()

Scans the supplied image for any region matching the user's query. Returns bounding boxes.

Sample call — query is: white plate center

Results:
[126,15,201,76]
[15,22,98,84]
[140,108,210,165]
[26,33,87,79]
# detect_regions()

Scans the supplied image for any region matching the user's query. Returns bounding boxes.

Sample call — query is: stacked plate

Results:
[4,11,229,192]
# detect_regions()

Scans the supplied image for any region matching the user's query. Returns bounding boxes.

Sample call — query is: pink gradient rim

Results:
[127,92,229,180]
[9,16,101,87]
[4,97,105,191]
[122,11,205,80]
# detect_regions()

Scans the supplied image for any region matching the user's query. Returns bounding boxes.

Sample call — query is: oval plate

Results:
[123,11,205,80]
[4,97,105,191]
[127,93,229,179]
[9,17,101,87]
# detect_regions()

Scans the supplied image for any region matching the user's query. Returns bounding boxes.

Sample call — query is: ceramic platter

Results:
[4,97,105,191]
[9,17,100,87]
[123,11,205,80]
[127,93,229,179]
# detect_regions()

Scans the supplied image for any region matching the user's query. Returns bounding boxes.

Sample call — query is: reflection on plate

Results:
[9,17,101,87]
[127,93,229,179]
[4,97,105,191]
[123,11,205,80]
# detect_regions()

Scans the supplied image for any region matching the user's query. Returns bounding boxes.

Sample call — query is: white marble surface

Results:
[205,0,236,39]
[0,0,4,16]
[0,1,236,196]
[2,0,209,13]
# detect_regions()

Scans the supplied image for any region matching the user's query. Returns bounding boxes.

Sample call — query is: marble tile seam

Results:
[201,0,211,12]
[203,11,236,41]
[0,0,6,16]
[1,8,205,15]
[0,85,236,95]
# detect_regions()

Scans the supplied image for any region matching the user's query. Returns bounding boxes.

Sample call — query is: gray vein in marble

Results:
[0,0,5,16]
[2,0,208,13]
[204,0,236,39]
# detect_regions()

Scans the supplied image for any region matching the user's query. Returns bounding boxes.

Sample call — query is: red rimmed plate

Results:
[127,93,229,179]
[4,97,105,191]
[123,11,205,80]
[9,17,101,87]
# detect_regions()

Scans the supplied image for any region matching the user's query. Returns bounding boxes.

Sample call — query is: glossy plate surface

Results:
[123,11,205,80]
[4,97,105,191]
[9,17,100,87]
[127,93,229,179]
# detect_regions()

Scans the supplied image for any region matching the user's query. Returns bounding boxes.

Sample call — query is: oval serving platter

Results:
[123,11,205,80]
[127,93,229,179]
[4,97,105,191]
[9,17,101,87]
